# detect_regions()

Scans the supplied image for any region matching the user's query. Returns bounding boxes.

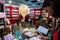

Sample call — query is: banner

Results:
[0,12,6,18]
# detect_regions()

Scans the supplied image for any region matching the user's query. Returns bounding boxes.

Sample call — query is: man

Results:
[43,0,60,40]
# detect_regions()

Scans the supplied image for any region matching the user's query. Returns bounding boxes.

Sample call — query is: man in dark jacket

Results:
[43,0,60,40]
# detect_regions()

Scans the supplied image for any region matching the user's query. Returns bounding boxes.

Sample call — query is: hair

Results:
[43,0,60,17]
[42,18,47,22]
[43,0,54,7]
[16,19,21,26]
[53,0,60,17]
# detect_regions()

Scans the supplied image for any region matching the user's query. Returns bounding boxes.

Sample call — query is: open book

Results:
[24,32,35,37]
[37,26,49,35]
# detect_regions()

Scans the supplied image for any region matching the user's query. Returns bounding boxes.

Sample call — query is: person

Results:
[35,20,40,29]
[25,14,30,22]
[39,15,43,23]
[52,20,60,40]
[40,18,48,28]
[0,29,4,40]
[12,19,21,34]
[19,14,23,21]
[12,19,24,40]
[48,17,53,31]
[55,20,60,31]
[43,0,60,40]
[58,20,60,40]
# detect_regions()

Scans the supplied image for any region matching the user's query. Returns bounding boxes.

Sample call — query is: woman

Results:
[40,18,48,28]
[12,19,21,34]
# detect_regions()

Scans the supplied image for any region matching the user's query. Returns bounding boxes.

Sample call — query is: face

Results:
[46,6,54,16]
[45,1,54,16]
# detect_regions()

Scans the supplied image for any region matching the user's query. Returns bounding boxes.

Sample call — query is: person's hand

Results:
[49,29,52,31]
[49,24,53,27]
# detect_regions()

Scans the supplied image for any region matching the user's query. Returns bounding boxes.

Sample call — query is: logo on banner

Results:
[19,4,29,17]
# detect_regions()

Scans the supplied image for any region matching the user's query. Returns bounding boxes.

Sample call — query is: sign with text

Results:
[0,12,6,18]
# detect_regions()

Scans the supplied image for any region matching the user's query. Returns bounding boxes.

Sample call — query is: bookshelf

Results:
[5,4,19,24]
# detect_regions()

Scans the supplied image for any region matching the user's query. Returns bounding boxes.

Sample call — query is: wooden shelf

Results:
[5,5,19,24]
[12,18,18,19]
[0,25,5,29]
[6,15,10,17]
[12,17,18,18]
[12,14,19,15]
[5,13,10,14]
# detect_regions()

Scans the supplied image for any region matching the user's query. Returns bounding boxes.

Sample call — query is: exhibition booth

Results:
[0,0,59,40]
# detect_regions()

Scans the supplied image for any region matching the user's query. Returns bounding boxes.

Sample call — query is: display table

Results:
[22,28,48,40]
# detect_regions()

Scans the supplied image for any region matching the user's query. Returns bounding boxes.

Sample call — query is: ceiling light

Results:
[9,0,12,4]
[37,0,44,2]
[37,0,40,2]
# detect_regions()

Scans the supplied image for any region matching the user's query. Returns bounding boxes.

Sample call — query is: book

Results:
[37,26,48,35]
